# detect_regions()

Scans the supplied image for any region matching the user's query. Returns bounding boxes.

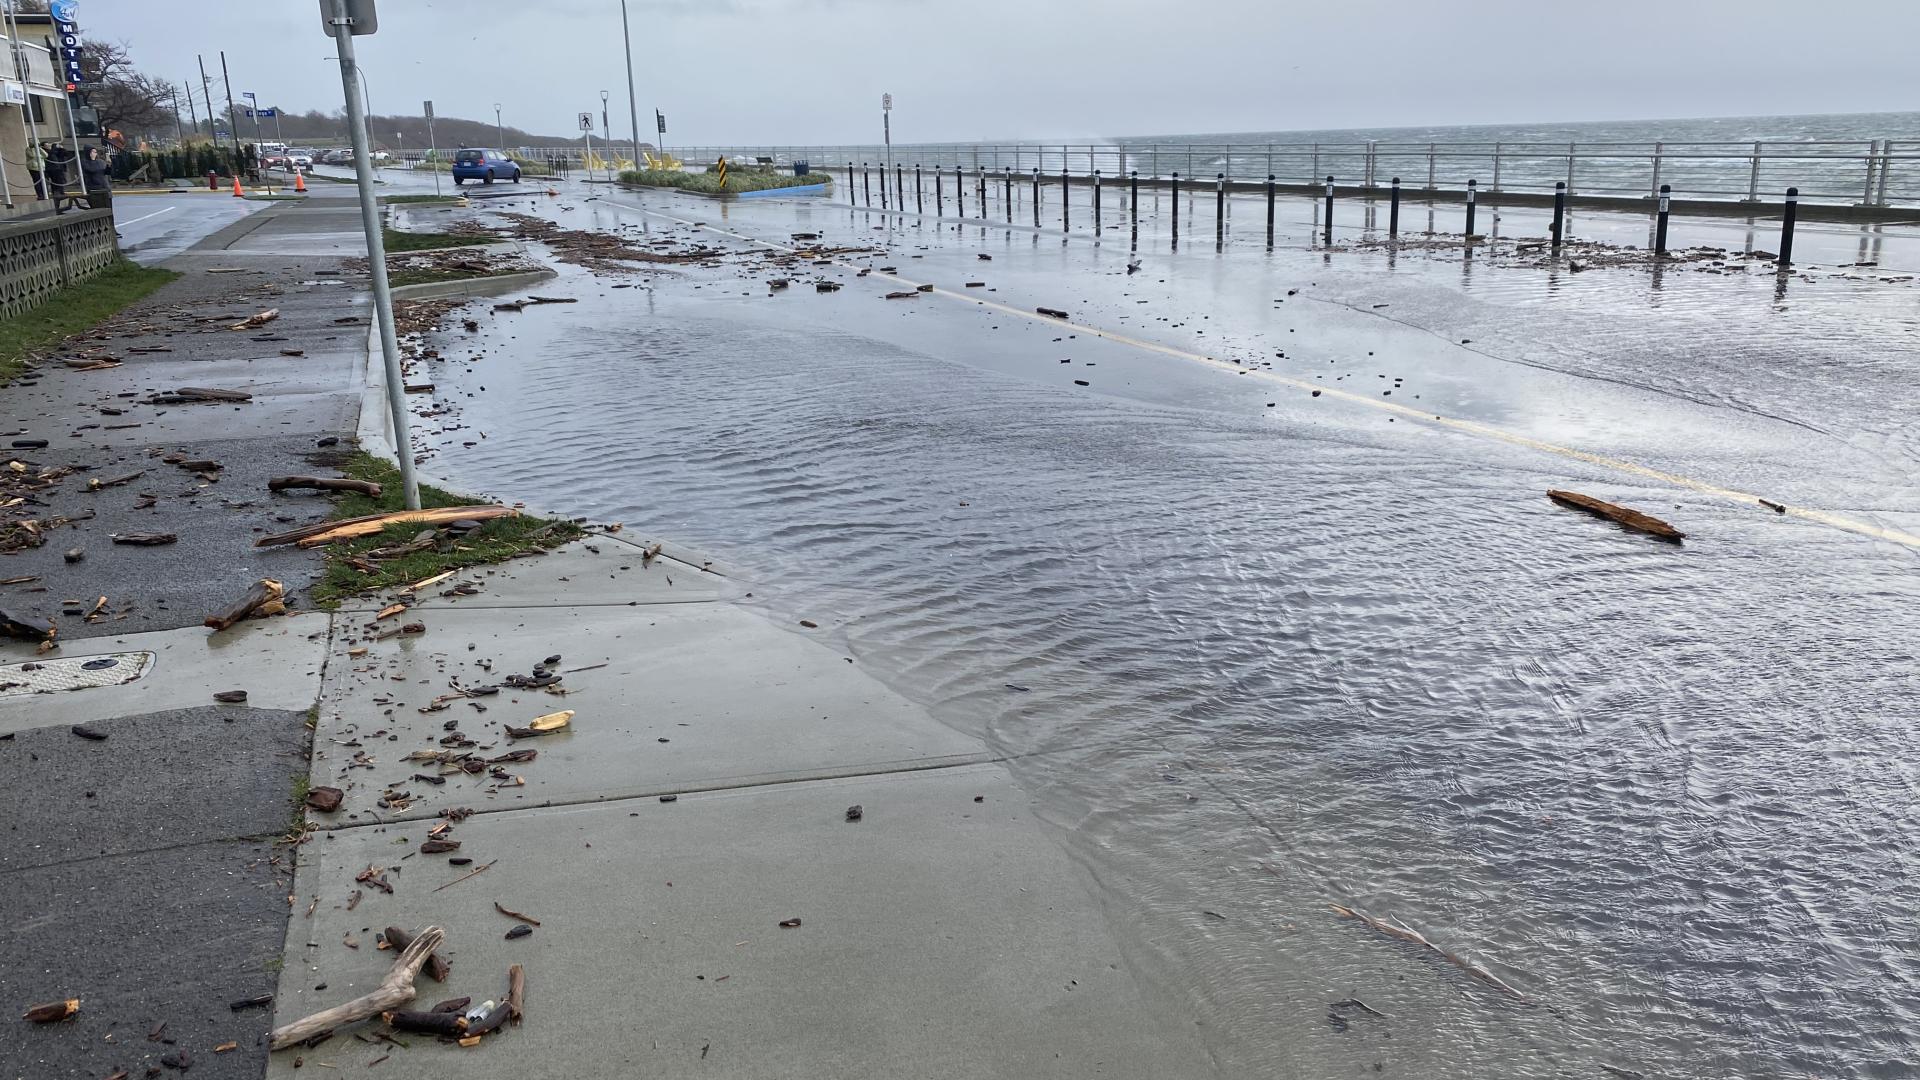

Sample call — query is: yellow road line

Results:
[606,197,1920,551]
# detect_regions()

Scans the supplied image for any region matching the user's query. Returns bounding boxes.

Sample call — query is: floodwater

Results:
[400,183,1920,1079]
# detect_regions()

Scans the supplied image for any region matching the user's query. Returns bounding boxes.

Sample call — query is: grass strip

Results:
[0,259,179,385]
[308,452,583,607]
[618,167,832,194]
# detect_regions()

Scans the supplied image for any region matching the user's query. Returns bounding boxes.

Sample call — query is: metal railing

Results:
[613,140,1917,207]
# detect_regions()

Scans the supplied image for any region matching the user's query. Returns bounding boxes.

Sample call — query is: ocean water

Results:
[407,184,1920,1079]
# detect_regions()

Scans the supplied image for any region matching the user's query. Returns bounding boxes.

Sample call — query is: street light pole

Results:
[620,0,641,166]
[494,103,502,150]
[325,0,420,511]
[599,89,610,174]
[882,92,893,210]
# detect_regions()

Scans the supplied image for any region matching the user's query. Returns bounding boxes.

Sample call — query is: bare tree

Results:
[76,41,176,142]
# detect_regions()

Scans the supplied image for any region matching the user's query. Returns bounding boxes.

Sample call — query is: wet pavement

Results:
[394,182,1920,1079]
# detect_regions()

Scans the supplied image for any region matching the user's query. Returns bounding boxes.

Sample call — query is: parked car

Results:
[289,150,313,170]
[321,148,353,166]
[452,148,521,185]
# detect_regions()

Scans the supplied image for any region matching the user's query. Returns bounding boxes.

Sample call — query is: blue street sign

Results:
[245,108,277,118]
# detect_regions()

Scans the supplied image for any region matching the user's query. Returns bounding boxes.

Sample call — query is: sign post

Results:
[579,110,595,183]
[321,0,418,510]
[655,109,666,167]
[423,99,439,197]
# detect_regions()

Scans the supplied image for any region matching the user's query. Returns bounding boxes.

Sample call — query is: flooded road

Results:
[399,184,1920,1078]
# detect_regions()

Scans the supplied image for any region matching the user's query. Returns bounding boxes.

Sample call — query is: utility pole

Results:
[196,55,218,147]
[620,0,641,166]
[170,87,185,146]
[325,0,420,510]
[182,76,198,139]
[219,51,239,154]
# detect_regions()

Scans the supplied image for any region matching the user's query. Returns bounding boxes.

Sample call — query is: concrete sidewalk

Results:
[267,530,1213,1077]
[0,195,368,1080]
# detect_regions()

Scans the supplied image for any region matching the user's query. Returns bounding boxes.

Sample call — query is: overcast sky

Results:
[89,0,1920,144]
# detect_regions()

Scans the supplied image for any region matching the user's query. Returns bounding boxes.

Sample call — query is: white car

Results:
[290,151,313,169]
[371,150,391,163]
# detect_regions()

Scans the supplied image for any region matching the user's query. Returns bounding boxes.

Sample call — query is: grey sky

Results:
[90,0,1920,143]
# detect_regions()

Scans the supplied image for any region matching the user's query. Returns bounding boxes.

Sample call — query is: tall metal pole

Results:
[244,91,268,192]
[326,0,419,510]
[881,92,893,211]
[620,0,641,165]
[182,76,199,141]
[171,88,185,147]
[425,106,440,197]
[600,89,610,173]
[494,103,502,150]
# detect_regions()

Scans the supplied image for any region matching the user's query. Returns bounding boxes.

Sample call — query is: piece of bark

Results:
[85,470,144,491]
[268,476,382,498]
[419,838,461,854]
[269,927,445,1051]
[204,578,285,631]
[213,690,248,704]
[229,994,273,1011]
[429,997,471,1015]
[382,1010,467,1037]
[145,387,253,404]
[22,999,79,1023]
[0,610,52,642]
[174,459,222,472]
[111,532,178,546]
[1037,307,1070,319]
[254,505,515,548]
[506,965,524,1025]
[230,308,280,330]
[382,926,451,983]
[304,786,344,813]
[1546,490,1686,542]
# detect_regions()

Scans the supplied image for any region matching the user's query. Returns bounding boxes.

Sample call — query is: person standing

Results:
[80,145,111,207]
[42,142,75,213]
[27,139,45,201]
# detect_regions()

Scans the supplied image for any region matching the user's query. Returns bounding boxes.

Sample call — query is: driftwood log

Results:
[268,476,383,498]
[1546,490,1686,542]
[144,387,253,405]
[204,578,285,631]
[506,964,524,1025]
[254,506,516,549]
[383,925,451,983]
[268,926,444,1050]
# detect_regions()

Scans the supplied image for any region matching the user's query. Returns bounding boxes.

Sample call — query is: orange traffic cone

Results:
[231,175,244,197]
[293,172,307,194]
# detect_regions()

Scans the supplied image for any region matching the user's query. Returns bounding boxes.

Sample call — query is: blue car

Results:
[452,148,521,185]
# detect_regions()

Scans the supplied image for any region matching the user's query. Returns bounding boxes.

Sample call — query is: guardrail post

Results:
[1649,140,1664,198]
[1877,139,1894,206]
[1427,142,1436,190]
[1551,180,1566,248]
[1778,187,1798,267]
[848,162,856,206]
[1745,141,1762,203]
[1216,172,1225,246]
[863,163,872,207]
[1655,183,1670,256]
[1389,176,1400,238]
[915,164,923,214]
[1464,178,1477,237]
[1366,141,1377,188]
[1861,139,1880,205]
[1094,169,1102,232]
[1311,143,1320,187]
[1266,174,1276,247]
[1564,142,1576,197]
[1323,174,1334,245]
[1491,141,1502,192]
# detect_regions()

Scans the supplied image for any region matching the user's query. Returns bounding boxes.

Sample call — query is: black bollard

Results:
[1032,168,1041,228]
[1389,177,1401,238]
[1063,167,1071,230]
[1655,183,1670,256]
[1266,174,1276,247]
[895,164,904,211]
[1778,186,1798,267]
[1323,174,1334,245]
[915,164,923,214]
[1551,180,1566,248]
[863,163,871,208]
[848,162,856,206]
[1464,178,1477,238]
[1003,170,1012,223]
[956,166,965,217]
[1094,170,1103,232]
[1171,171,1181,238]
[1131,170,1139,222]
[1216,173,1226,245]
[936,165,945,216]
[978,170,987,221]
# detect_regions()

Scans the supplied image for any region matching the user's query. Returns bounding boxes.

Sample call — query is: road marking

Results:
[599,194,1920,551]
[116,206,178,227]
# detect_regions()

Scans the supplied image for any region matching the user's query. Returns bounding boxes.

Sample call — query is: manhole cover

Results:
[0,651,154,696]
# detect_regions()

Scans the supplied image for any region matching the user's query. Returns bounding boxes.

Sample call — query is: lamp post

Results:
[600,89,610,176]
[882,92,892,210]
[494,103,502,150]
